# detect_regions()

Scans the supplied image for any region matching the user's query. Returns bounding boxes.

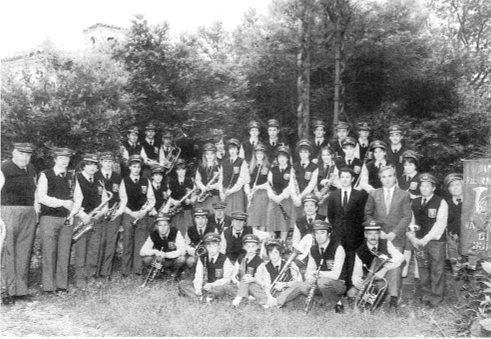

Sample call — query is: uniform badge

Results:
[409,182,418,191]
[215,269,223,279]
[246,267,255,276]
[354,166,361,174]
[97,186,103,195]
[141,185,148,194]
[112,183,119,192]
[325,260,334,271]
[233,166,240,174]
[283,173,290,180]
[154,147,159,154]
[304,171,312,180]
[168,242,176,250]
[428,209,437,218]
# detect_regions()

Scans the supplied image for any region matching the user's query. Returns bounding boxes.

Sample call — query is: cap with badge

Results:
[370,140,387,151]
[296,139,312,152]
[267,119,280,128]
[302,193,319,205]
[341,136,357,148]
[248,121,261,130]
[162,130,173,139]
[313,120,327,130]
[145,123,157,131]
[83,153,99,163]
[254,143,267,152]
[276,145,290,157]
[265,238,284,251]
[444,173,463,187]
[14,143,35,153]
[212,201,227,210]
[203,233,221,243]
[156,213,171,222]
[419,173,438,185]
[357,122,371,132]
[127,126,139,135]
[363,220,384,231]
[194,208,209,217]
[232,211,248,220]
[388,125,403,134]
[402,150,419,161]
[53,147,74,157]
[99,151,115,160]
[335,121,350,131]
[242,234,260,244]
[312,220,333,232]
[227,138,241,148]
[151,164,165,174]
[128,154,143,164]
[203,143,217,152]
[175,159,186,168]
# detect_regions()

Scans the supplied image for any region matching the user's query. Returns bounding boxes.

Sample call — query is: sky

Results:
[0,0,271,57]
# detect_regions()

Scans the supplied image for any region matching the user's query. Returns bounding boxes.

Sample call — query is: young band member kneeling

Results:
[140,213,186,278]
[347,221,404,311]
[276,220,347,313]
[178,233,235,301]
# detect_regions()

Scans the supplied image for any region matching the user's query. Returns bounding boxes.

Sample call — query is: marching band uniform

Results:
[245,143,270,231]
[149,165,168,217]
[398,150,421,199]
[386,125,409,178]
[355,122,372,162]
[36,147,75,294]
[444,173,463,272]
[208,201,232,234]
[310,120,330,161]
[291,140,319,216]
[331,122,350,160]
[1,143,37,302]
[121,126,142,178]
[239,121,262,164]
[337,137,369,191]
[195,143,221,211]
[119,155,156,276]
[140,123,161,178]
[184,209,218,270]
[159,130,180,168]
[363,140,392,192]
[314,146,340,216]
[264,119,284,165]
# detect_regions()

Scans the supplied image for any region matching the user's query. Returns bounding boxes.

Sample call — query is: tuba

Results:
[72,191,113,242]
[270,247,301,297]
[355,251,392,311]
[162,145,181,176]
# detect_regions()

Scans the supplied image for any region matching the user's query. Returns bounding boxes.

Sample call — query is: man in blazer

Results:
[327,167,368,290]
[364,165,412,309]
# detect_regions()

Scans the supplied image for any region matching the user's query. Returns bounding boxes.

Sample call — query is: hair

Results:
[249,149,271,175]
[317,146,335,167]
[402,157,418,169]
[266,243,284,255]
[77,160,98,172]
[378,165,396,178]
[200,149,218,169]
[128,160,142,167]
[339,167,354,178]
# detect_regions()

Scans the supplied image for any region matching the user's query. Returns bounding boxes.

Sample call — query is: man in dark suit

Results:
[364,165,412,308]
[327,167,368,290]
[207,201,232,234]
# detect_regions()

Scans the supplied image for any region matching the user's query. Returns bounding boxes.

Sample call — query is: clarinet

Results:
[247,164,262,210]
[268,181,290,221]
[304,258,325,314]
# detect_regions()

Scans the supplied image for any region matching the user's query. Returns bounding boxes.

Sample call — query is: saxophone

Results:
[197,170,221,203]
[318,165,335,205]
[72,191,113,242]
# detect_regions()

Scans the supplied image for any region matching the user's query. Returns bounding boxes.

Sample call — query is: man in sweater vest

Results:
[406,173,448,308]
[119,154,156,277]
[444,173,463,276]
[1,143,37,304]
[121,126,142,178]
[178,232,235,301]
[347,221,404,311]
[277,220,347,313]
[208,201,232,234]
[311,120,330,163]
[37,147,75,295]
[140,213,186,275]
[140,123,161,178]
[185,209,218,267]
[291,139,318,208]
[72,153,109,289]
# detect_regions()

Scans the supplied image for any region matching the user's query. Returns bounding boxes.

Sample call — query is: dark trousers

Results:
[97,215,122,277]
[1,206,37,296]
[178,280,237,299]
[73,217,103,285]
[279,277,346,308]
[122,214,151,275]
[418,240,446,306]
[39,215,73,292]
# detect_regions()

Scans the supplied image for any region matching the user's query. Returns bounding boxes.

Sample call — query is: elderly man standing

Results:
[364,165,412,309]
[1,143,37,305]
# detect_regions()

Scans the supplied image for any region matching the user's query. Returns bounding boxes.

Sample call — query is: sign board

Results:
[461,159,491,260]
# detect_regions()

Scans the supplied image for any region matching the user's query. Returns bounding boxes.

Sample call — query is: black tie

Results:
[308,218,313,225]
[343,191,348,208]
[156,185,160,190]
[235,232,241,238]
[59,172,65,178]
[89,177,93,183]
[210,257,215,265]
[457,198,462,205]
[134,178,138,183]
[275,265,280,271]
[272,142,276,147]
[371,246,377,253]
[320,247,324,256]
[422,198,427,208]
[347,160,351,166]
[199,229,203,237]
[317,141,320,146]
[106,173,110,180]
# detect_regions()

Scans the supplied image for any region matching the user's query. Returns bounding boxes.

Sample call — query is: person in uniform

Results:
[355,122,372,162]
[220,211,269,263]
[337,137,369,191]
[184,208,218,270]
[385,125,409,178]
[119,154,156,277]
[140,123,161,178]
[148,164,168,218]
[327,167,368,289]
[121,126,142,178]
[362,140,393,192]
[264,119,283,165]
[195,143,221,211]
[94,151,126,280]
[245,143,270,232]
[276,220,347,313]
[314,146,340,216]
[159,130,180,172]
[331,121,350,160]
[219,138,249,215]
[291,140,318,216]
[140,213,186,276]
[364,165,412,305]
[311,120,330,163]
[208,201,232,234]
[347,220,404,311]
[212,129,227,165]
[178,232,235,301]
[406,173,448,308]
[0,143,37,304]
[239,121,262,164]
[444,173,463,276]
[266,146,296,241]
[36,147,75,295]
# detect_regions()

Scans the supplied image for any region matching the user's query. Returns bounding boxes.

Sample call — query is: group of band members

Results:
[0,119,464,312]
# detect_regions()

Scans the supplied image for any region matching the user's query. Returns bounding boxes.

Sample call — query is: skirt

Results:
[225,190,246,216]
[266,197,296,232]
[247,189,269,228]
[171,209,194,236]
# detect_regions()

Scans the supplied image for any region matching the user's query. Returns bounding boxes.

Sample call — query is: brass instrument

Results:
[197,170,221,203]
[268,181,290,220]
[72,191,113,242]
[318,165,335,205]
[270,247,301,297]
[407,225,428,268]
[131,200,151,226]
[64,170,77,226]
[200,252,214,303]
[247,164,262,210]
[167,187,198,217]
[105,201,121,221]
[355,251,392,311]
[162,145,181,176]
[141,246,164,288]
[304,258,325,314]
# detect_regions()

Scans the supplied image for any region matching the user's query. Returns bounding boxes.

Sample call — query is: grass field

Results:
[1,258,459,337]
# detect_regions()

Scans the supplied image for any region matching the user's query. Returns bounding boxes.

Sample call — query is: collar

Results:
[209,253,219,261]
[229,156,237,162]
[368,242,379,251]
[358,138,369,146]
[249,137,259,144]
[278,165,288,171]
[146,138,155,144]
[384,185,395,195]
[269,138,278,144]
[345,156,355,163]
[301,161,309,167]
[82,171,94,182]
[342,187,352,195]
[53,166,66,176]
[319,239,330,251]
[453,196,463,205]
[315,137,324,143]
[391,145,401,152]
[130,175,140,181]
[422,194,434,201]
[159,231,169,239]
[100,169,112,177]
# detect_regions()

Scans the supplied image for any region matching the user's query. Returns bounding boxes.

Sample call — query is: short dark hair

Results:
[339,167,354,178]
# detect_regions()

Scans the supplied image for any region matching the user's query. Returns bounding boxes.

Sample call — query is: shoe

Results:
[232,297,242,307]
[334,303,344,314]
[388,296,398,312]
[56,289,68,295]
[1,295,14,306]
[13,294,35,302]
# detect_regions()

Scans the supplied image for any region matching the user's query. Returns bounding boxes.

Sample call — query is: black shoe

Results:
[388,296,398,312]
[13,294,35,302]
[2,295,14,306]
[334,303,344,314]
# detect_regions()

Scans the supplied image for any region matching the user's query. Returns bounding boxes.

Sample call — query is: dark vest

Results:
[237,254,263,277]
[338,158,364,186]
[200,253,228,283]
[356,239,389,276]
[198,165,220,196]
[398,173,420,197]
[249,164,268,188]
[316,163,337,191]
[412,195,446,241]
[358,141,371,162]
[151,182,167,212]
[39,169,74,217]
[224,226,254,262]
[168,175,193,210]
[94,171,122,208]
[332,139,345,160]
[270,165,291,194]
[265,139,283,163]
[77,173,102,214]
[366,161,391,189]
[1,160,36,206]
[296,214,326,238]
[242,140,257,164]
[311,138,330,160]
[124,176,148,211]
[386,145,408,178]
[150,228,179,252]
[222,157,244,189]
[293,162,318,193]
[266,259,292,283]
[187,224,217,247]
[123,141,142,157]
[310,240,346,280]
[141,139,160,161]
[446,197,462,236]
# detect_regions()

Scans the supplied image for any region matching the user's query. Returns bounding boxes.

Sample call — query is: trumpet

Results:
[72,191,113,242]
[131,200,151,226]
[270,247,300,297]
[197,170,221,203]
[167,187,198,217]
[105,201,121,221]
[304,258,325,314]
[355,251,392,311]
[141,248,164,288]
